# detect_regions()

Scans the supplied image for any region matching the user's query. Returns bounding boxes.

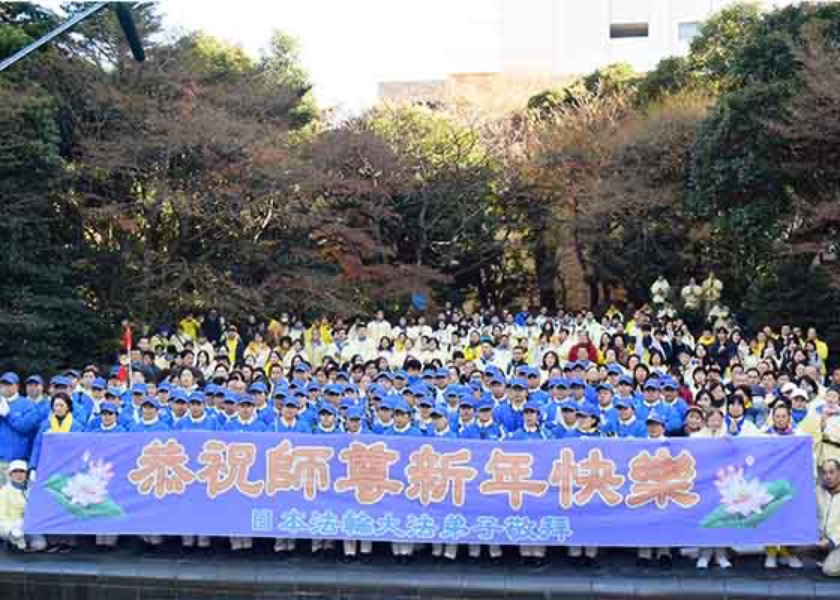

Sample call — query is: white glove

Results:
[10,526,23,540]
[0,397,9,417]
[29,470,36,483]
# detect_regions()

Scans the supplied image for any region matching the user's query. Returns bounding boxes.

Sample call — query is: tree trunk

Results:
[553,211,590,311]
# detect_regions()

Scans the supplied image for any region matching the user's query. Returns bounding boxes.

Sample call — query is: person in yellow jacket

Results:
[817,459,840,577]
[0,460,45,552]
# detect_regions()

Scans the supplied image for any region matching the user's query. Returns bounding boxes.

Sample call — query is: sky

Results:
[39,0,503,113]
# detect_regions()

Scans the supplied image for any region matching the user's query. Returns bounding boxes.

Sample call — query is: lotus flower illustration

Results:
[701,464,793,529]
[44,454,124,519]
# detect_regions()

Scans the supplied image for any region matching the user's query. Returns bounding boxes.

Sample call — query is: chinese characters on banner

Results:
[25,433,817,547]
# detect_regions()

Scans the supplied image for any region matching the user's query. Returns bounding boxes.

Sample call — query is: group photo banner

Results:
[25,432,818,547]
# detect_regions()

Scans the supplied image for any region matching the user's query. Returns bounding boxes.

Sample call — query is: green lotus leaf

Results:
[44,474,124,520]
[700,479,794,529]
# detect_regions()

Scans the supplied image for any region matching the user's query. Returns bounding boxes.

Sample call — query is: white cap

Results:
[791,388,809,400]
[781,382,798,395]
[7,460,27,474]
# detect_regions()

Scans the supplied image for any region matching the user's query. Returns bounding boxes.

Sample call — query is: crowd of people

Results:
[0,304,838,577]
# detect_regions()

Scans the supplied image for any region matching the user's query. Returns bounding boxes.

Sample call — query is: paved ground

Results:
[0,539,838,599]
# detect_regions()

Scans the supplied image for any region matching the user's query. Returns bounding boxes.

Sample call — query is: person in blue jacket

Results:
[24,375,51,424]
[163,389,190,428]
[274,397,309,433]
[129,398,172,433]
[214,390,239,428]
[88,401,126,433]
[177,393,219,431]
[509,400,554,441]
[549,399,580,439]
[224,396,267,432]
[541,378,570,428]
[611,397,647,438]
[313,404,339,435]
[659,376,688,428]
[343,405,370,435]
[594,383,619,430]
[461,397,504,441]
[453,395,477,435]
[387,399,422,437]
[494,378,528,433]
[634,380,680,433]
[370,395,395,434]
[429,402,457,439]
[414,396,435,436]
[575,403,602,438]
[86,400,125,551]
[0,372,39,482]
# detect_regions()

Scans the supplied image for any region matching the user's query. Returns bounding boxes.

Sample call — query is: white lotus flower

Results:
[63,472,108,507]
[715,466,773,517]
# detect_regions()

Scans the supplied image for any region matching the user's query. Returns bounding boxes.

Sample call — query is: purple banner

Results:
[25,432,817,546]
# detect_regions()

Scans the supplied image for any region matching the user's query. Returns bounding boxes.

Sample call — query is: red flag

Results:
[123,325,133,352]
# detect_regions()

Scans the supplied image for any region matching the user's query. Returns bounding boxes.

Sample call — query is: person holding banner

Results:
[0,372,39,487]
[637,410,674,570]
[817,458,840,577]
[0,460,46,552]
[763,403,806,569]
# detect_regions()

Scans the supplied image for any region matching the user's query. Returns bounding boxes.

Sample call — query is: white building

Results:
[497,0,797,74]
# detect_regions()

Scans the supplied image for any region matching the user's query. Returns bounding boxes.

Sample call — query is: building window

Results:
[678,22,701,42]
[610,23,649,39]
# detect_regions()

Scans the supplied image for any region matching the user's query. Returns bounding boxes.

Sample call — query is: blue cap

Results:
[660,378,678,390]
[577,403,600,419]
[393,398,411,414]
[565,361,579,371]
[509,378,527,390]
[293,363,310,373]
[374,371,393,382]
[547,377,567,389]
[90,377,108,390]
[615,397,634,410]
[141,397,161,409]
[643,380,660,391]
[25,375,44,386]
[369,385,386,401]
[131,383,147,395]
[205,384,218,395]
[213,386,227,397]
[431,402,448,417]
[188,392,205,403]
[222,390,238,403]
[394,370,408,381]
[339,397,357,410]
[157,382,172,393]
[105,387,121,398]
[458,395,475,409]
[335,371,350,381]
[272,386,289,399]
[65,369,80,379]
[606,364,624,376]
[306,382,321,393]
[346,405,365,420]
[324,383,343,395]
[421,369,436,379]
[1,372,20,385]
[523,400,542,412]
[577,360,592,371]
[171,389,188,403]
[469,380,484,392]
[560,399,578,412]
[444,384,461,397]
[292,388,307,398]
[283,397,300,408]
[237,395,255,406]
[249,382,268,394]
[476,397,494,411]
[418,396,434,407]
[646,410,666,425]
[596,383,613,393]
[488,373,507,386]
[108,366,122,378]
[319,404,338,416]
[51,375,71,388]
[618,375,634,386]
[436,368,449,379]
[379,396,395,411]
[569,378,585,388]
[100,401,119,414]
[522,366,540,378]
[410,384,427,398]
